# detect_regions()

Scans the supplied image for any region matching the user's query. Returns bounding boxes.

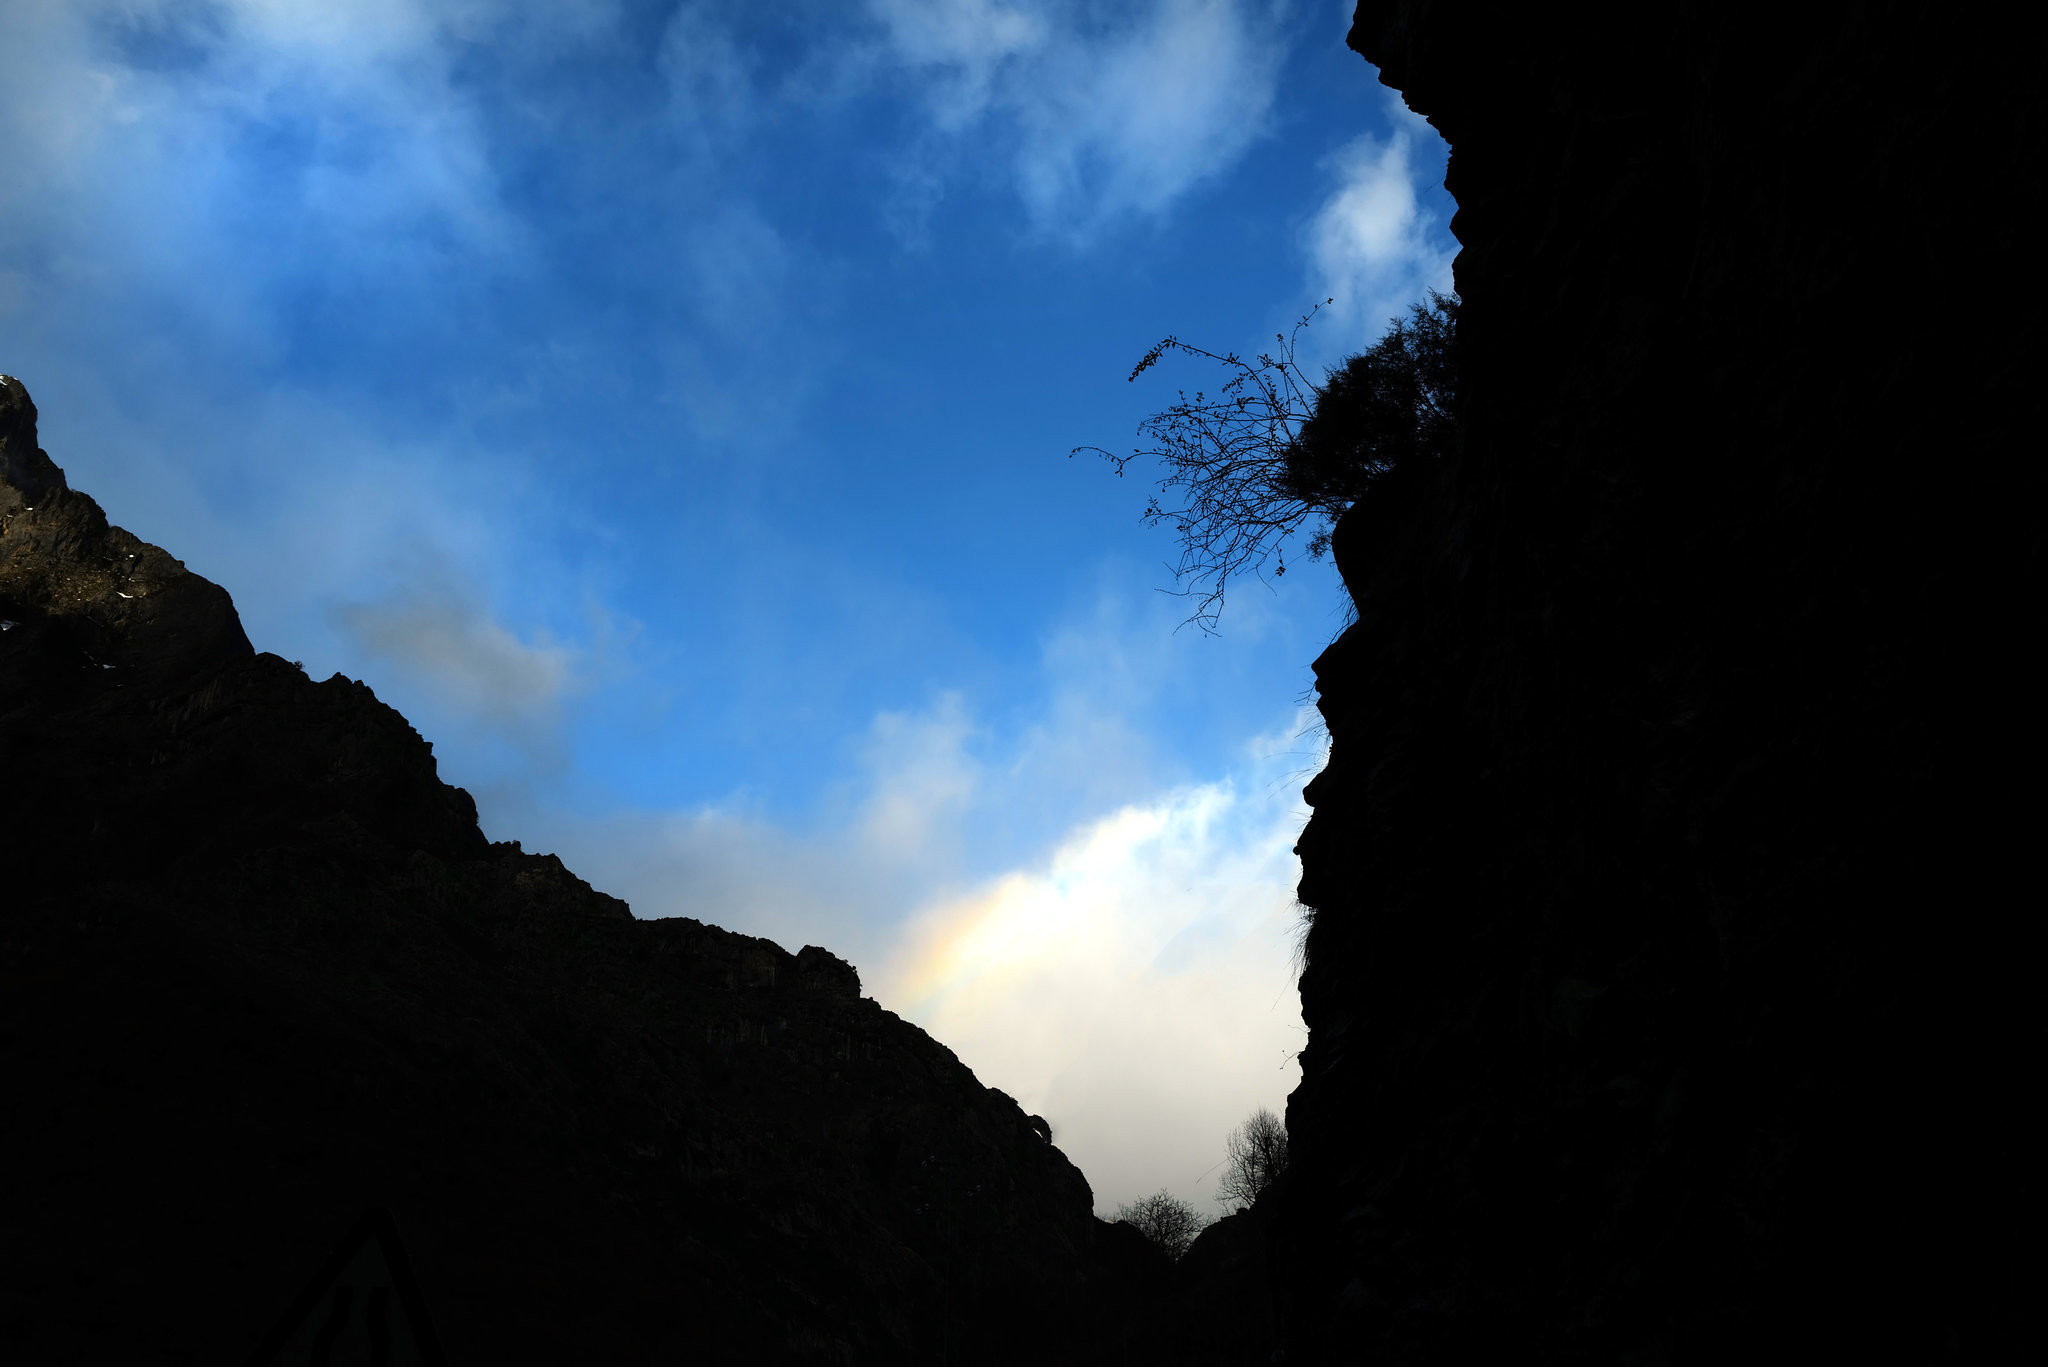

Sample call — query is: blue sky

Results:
[0,0,1452,1213]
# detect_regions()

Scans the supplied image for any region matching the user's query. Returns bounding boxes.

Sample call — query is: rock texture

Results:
[1278,4,2041,1362]
[0,373,1143,1363]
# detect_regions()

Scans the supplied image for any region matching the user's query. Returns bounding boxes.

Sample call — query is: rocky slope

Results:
[0,374,1161,1363]
[1278,4,2040,1362]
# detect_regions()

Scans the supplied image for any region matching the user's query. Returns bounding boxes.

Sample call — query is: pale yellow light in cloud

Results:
[874,774,1307,1215]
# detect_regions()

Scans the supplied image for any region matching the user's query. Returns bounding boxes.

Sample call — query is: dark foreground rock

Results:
[1278,4,2040,1363]
[0,374,1142,1364]
[1147,1200,1280,1367]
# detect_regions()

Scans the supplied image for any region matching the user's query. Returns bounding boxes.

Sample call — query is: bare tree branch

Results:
[1072,304,1330,634]
[1073,292,1460,634]
[1216,1107,1289,1213]
[1112,1189,1212,1262]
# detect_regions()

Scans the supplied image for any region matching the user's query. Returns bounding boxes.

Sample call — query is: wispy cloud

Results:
[1300,93,1454,363]
[868,0,1052,129]
[869,0,1291,239]
[655,202,819,436]
[657,1,763,147]
[0,0,535,347]
[856,693,985,863]
[335,592,576,728]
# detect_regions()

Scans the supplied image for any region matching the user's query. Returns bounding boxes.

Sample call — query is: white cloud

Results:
[1301,94,1454,362]
[872,738,1311,1215]
[870,0,1290,238]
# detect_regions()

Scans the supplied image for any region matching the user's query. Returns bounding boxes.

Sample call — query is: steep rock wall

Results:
[1279,5,2041,1361]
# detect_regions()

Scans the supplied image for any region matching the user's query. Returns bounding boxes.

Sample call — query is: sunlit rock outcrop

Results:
[1278,5,2039,1362]
[0,373,1148,1364]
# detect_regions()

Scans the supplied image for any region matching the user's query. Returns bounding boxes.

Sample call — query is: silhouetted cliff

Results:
[1280,4,2040,1362]
[0,374,1146,1363]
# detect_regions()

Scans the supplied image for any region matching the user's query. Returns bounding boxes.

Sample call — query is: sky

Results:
[0,0,1454,1216]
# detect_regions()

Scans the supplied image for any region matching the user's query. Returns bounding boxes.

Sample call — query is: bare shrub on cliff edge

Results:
[1074,291,1459,632]
[1216,1107,1289,1212]
[1113,1190,1211,1262]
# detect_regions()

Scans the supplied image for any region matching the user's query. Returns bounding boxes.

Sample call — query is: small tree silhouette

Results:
[1112,1189,1210,1262]
[1074,291,1459,632]
[1216,1107,1288,1213]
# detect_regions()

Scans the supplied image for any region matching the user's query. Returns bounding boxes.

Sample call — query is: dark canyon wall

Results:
[0,375,1160,1364]
[1280,3,2040,1362]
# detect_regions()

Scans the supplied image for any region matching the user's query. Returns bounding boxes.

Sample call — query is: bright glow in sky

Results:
[0,0,1452,1214]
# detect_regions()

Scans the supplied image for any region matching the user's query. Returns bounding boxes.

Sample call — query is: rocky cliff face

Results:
[0,374,1158,1363]
[1278,5,2040,1362]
